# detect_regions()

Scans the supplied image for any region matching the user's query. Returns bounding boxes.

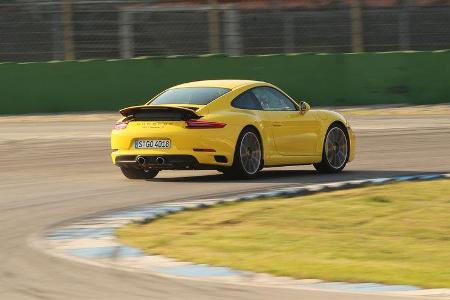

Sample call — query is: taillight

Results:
[185,119,226,129]
[113,120,129,130]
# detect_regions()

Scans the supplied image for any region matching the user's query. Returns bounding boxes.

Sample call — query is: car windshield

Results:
[149,87,230,105]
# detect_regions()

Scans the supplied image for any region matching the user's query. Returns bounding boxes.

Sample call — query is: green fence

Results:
[1,51,449,114]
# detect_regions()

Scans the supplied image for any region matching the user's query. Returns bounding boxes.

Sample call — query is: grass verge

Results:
[117,180,450,288]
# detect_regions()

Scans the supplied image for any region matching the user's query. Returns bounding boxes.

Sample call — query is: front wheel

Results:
[314,124,349,173]
[120,167,159,179]
[221,128,262,179]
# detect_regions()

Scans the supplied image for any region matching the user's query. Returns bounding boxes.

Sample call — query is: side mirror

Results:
[299,101,310,114]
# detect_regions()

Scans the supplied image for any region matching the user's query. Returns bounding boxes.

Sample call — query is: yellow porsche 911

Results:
[111,80,355,179]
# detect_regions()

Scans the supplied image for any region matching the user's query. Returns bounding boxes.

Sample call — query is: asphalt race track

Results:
[1,112,450,300]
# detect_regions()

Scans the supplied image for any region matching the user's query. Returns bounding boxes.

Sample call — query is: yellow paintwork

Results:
[111,80,355,168]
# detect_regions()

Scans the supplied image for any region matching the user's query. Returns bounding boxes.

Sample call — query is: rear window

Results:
[149,87,230,105]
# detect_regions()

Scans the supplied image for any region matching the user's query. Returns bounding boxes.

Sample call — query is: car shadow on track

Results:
[148,169,441,184]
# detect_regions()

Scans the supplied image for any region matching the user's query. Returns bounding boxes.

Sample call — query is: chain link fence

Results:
[1,0,449,62]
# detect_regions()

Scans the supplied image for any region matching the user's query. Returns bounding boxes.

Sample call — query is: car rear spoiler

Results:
[119,105,201,120]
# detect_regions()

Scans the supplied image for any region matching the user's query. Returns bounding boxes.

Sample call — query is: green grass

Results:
[117,180,450,288]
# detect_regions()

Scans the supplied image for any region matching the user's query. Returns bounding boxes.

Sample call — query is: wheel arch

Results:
[222,124,264,178]
[317,120,350,157]
[241,124,264,151]
[323,119,351,160]
[240,124,265,167]
[329,121,350,151]
[329,120,348,133]
[313,120,351,173]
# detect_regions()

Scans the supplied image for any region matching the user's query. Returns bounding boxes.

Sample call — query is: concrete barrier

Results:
[1,51,449,114]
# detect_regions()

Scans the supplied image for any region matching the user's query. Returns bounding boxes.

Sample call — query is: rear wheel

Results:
[314,124,349,173]
[120,167,159,179]
[222,128,262,179]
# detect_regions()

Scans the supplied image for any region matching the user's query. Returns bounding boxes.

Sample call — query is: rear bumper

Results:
[114,154,220,170]
[112,151,231,170]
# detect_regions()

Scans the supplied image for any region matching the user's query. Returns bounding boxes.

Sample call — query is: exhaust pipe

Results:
[155,157,165,165]
[136,156,146,166]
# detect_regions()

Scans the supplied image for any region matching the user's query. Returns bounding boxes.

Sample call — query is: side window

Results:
[252,87,298,111]
[231,90,261,110]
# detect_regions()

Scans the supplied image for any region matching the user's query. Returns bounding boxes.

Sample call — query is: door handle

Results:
[273,122,282,127]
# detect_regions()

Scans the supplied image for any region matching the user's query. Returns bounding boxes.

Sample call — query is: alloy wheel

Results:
[325,127,348,169]
[239,132,261,175]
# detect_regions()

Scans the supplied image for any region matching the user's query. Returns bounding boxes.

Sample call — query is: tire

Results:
[222,128,262,179]
[120,167,159,179]
[314,124,349,173]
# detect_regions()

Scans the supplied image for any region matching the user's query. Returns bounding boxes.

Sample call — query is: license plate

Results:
[134,139,171,149]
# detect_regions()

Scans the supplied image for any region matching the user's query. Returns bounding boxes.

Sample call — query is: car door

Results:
[251,86,321,156]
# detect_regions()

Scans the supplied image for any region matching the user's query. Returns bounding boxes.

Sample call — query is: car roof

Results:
[171,80,266,90]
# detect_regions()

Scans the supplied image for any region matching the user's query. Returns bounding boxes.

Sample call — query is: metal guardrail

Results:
[0,1,449,62]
